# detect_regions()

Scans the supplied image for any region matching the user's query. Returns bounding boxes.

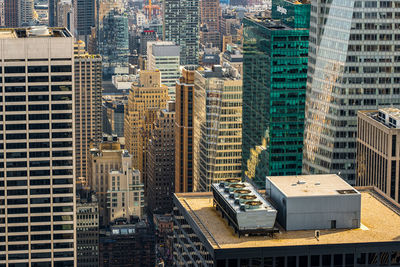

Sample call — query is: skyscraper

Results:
[19,0,34,26]
[200,0,221,49]
[242,0,310,188]
[98,9,129,78]
[147,102,176,214]
[147,41,180,98]
[357,108,400,203]
[303,0,400,184]
[74,0,97,44]
[163,0,199,65]
[4,0,18,27]
[193,65,242,192]
[74,41,103,181]
[0,27,76,266]
[124,70,169,191]
[175,67,195,193]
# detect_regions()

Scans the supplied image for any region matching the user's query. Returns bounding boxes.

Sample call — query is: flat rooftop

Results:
[267,174,359,197]
[175,189,400,249]
[0,27,72,39]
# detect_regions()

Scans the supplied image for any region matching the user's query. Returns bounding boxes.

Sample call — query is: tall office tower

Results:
[4,0,18,27]
[74,41,103,182]
[193,65,242,192]
[74,0,97,44]
[98,9,129,79]
[124,70,169,191]
[147,102,176,214]
[303,0,400,184]
[77,195,99,267]
[242,0,310,188]
[357,108,400,203]
[200,0,221,49]
[173,175,400,266]
[163,0,199,65]
[88,135,144,226]
[175,67,195,193]
[0,27,76,266]
[147,41,180,98]
[19,0,34,26]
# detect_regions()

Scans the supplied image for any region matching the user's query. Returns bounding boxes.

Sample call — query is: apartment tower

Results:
[175,67,195,192]
[193,65,242,192]
[0,27,76,266]
[357,108,400,203]
[74,41,103,183]
[303,0,400,184]
[242,0,310,188]
[163,0,200,65]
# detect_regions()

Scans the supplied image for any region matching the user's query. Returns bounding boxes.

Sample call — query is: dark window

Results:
[52,85,72,91]
[51,75,72,82]
[29,105,49,111]
[5,95,25,102]
[5,76,25,83]
[29,133,49,139]
[52,94,72,101]
[28,85,49,92]
[28,95,49,101]
[5,66,25,73]
[28,76,48,83]
[5,86,25,92]
[6,105,26,111]
[6,114,26,121]
[6,133,26,140]
[29,114,49,120]
[51,65,72,72]
[28,66,49,73]
[6,124,26,130]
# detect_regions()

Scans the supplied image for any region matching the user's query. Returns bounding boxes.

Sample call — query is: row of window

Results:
[0,85,71,92]
[0,65,71,73]
[0,76,72,83]
[3,104,72,111]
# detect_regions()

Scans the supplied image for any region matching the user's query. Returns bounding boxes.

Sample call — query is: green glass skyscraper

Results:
[242,0,310,188]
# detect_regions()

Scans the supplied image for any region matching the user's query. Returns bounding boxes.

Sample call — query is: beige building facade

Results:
[0,27,76,266]
[193,65,242,192]
[357,108,400,203]
[74,41,103,182]
[124,70,169,191]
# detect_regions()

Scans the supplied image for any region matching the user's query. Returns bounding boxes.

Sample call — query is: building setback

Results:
[193,65,242,192]
[74,41,103,182]
[0,27,76,266]
[242,0,310,188]
[147,102,176,214]
[357,108,400,203]
[175,67,195,193]
[303,0,400,183]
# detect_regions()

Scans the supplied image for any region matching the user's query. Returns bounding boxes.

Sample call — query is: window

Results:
[331,220,336,229]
